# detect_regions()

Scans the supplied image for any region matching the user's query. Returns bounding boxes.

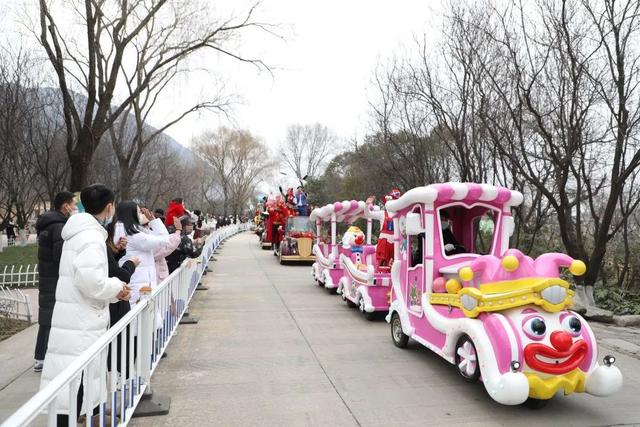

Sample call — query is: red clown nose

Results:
[550,331,573,352]
[354,234,364,245]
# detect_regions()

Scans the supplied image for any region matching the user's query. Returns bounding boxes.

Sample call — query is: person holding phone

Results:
[113,202,178,308]
[40,184,130,426]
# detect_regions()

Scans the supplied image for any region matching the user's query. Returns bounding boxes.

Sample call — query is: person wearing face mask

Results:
[105,220,140,382]
[440,211,467,255]
[152,214,183,283]
[165,215,203,273]
[33,191,77,372]
[113,201,177,308]
[40,184,130,426]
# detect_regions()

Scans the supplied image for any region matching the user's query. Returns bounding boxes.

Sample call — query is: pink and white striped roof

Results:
[386,182,524,213]
[310,200,382,223]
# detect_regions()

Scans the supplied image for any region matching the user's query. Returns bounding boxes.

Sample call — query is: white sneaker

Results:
[33,360,43,372]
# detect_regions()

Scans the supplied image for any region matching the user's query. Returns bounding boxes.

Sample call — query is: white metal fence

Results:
[0,265,39,288]
[2,223,249,427]
[0,233,37,250]
[0,286,32,324]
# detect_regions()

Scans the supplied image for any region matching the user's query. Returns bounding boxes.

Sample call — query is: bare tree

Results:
[25,89,70,208]
[105,7,236,200]
[131,136,202,209]
[579,0,640,286]
[279,123,337,180]
[0,48,47,229]
[426,3,554,253]
[193,127,275,215]
[437,0,640,288]
[368,62,451,189]
[36,0,273,190]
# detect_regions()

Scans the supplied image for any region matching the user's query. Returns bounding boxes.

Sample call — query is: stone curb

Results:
[613,314,640,327]
[577,305,640,327]
[574,305,615,323]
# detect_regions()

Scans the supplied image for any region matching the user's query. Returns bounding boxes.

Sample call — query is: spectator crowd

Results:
[32,184,232,425]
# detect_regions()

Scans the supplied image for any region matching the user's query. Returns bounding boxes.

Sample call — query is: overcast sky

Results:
[0,0,442,154]
[155,0,443,151]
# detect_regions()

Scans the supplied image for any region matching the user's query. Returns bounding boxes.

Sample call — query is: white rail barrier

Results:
[2,223,250,427]
[0,233,37,249]
[0,286,32,324]
[0,265,39,288]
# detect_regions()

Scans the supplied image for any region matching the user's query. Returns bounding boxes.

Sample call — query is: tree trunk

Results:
[584,248,606,288]
[69,161,90,192]
[48,189,56,211]
[119,166,135,201]
[68,131,98,191]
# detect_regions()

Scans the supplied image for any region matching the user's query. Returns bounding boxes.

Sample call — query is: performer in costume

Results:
[279,186,298,215]
[375,189,401,267]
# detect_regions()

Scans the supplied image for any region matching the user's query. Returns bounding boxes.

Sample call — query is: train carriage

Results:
[336,202,393,320]
[274,215,316,263]
[310,201,380,293]
[385,182,622,406]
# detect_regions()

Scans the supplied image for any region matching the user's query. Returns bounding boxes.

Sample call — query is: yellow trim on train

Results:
[429,277,574,317]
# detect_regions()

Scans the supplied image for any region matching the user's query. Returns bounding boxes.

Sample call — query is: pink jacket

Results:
[153,229,182,283]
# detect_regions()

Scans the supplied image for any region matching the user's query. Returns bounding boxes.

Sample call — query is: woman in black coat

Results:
[106,221,139,376]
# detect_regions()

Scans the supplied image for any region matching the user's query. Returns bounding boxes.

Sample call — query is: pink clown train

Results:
[309,182,622,407]
[310,199,392,319]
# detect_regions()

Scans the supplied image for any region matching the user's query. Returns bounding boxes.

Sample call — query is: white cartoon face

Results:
[342,227,365,248]
[505,307,593,376]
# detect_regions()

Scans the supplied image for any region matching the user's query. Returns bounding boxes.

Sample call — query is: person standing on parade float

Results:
[372,189,401,268]
[295,185,308,216]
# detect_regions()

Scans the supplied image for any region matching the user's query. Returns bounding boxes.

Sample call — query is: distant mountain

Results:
[162,133,195,163]
[35,86,196,163]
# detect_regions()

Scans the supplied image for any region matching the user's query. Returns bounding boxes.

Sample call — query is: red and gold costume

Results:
[376,189,401,267]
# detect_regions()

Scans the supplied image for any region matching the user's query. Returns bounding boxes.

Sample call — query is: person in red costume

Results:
[374,189,401,268]
[278,186,298,216]
[264,197,277,244]
[165,198,186,227]
[286,188,297,214]
[273,197,288,246]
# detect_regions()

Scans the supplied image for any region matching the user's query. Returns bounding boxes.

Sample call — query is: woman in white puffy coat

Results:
[113,202,179,306]
[153,215,183,283]
[40,185,129,421]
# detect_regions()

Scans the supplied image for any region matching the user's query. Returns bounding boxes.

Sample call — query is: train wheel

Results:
[455,334,480,383]
[362,303,376,321]
[346,295,357,307]
[524,398,548,410]
[391,313,409,348]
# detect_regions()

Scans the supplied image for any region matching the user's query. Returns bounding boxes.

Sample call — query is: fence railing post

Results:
[23,290,31,325]
[1,224,250,425]
[132,296,170,418]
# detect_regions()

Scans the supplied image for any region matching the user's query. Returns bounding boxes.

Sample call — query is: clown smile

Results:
[535,354,572,365]
[524,340,588,375]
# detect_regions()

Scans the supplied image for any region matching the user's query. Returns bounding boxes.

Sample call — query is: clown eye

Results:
[523,317,547,339]
[562,315,582,336]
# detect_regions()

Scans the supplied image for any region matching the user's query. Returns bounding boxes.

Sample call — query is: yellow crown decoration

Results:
[430,277,575,318]
[430,252,586,318]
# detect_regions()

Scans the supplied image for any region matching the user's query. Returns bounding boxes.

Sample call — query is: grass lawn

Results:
[0,244,38,270]
[0,317,30,341]
[0,247,37,340]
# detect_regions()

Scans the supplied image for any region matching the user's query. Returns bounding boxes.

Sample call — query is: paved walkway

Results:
[3,232,640,425]
[131,233,640,427]
[0,288,40,422]
[0,325,40,422]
